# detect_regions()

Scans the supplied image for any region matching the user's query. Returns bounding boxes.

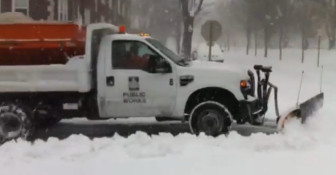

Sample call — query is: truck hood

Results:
[184,61,249,80]
[176,61,250,100]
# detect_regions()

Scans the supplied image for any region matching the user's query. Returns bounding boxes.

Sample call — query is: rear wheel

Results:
[0,102,33,143]
[189,101,232,136]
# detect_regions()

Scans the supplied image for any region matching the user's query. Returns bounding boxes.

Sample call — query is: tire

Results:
[0,102,33,143]
[189,101,232,136]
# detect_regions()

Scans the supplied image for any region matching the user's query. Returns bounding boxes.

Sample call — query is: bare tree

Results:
[216,0,236,52]
[243,0,273,57]
[292,0,323,62]
[180,0,204,59]
[129,0,182,52]
[276,0,293,60]
[324,0,336,49]
[244,0,254,55]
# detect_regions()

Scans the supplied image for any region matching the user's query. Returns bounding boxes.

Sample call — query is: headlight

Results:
[240,70,255,99]
[240,80,251,99]
[240,80,248,88]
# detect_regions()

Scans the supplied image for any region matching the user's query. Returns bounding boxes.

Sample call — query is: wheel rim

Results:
[0,113,23,140]
[198,109,223,135]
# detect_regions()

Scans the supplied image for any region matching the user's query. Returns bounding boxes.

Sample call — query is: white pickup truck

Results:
[0,23,278,142]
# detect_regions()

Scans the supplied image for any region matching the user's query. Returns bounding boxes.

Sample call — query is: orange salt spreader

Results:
[0,23,86,65]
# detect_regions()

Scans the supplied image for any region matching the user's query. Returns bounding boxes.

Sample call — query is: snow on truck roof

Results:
[0,12,33,24]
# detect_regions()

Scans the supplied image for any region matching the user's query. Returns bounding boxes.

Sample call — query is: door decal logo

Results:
[123,92,146,103]
[129,77,139,91]
[124,76,146,103]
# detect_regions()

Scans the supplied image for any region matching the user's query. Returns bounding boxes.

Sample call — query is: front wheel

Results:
[189,101,232,136]
[0,103,33,143]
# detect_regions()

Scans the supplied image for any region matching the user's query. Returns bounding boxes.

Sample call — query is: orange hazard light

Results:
[119,25,126,33]
[240,80,248,88]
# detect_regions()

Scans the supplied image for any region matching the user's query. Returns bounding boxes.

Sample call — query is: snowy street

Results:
[1,49,335,175]
[33,118,276,140]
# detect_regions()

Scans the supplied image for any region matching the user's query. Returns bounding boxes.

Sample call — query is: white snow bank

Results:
[0,12,67,24]
[0,48,336,175]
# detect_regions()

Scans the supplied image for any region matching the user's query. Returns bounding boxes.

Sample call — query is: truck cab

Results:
[88,24,261,132]
[85,24,246,119]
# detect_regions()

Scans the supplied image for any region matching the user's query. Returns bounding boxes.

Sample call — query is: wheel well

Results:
[184,87,239,117]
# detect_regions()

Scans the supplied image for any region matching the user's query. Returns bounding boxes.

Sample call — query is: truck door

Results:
[100,40,177,117]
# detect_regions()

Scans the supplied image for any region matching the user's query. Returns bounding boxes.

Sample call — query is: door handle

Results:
[169,78,174,86]
[106,76,114,86]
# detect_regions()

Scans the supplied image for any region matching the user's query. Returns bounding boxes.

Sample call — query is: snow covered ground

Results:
[1,49,336,175]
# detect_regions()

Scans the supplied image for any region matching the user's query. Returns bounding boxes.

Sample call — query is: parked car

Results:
[192,43,224,62]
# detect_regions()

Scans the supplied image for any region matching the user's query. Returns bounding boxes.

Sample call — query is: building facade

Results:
[0,0,130,25]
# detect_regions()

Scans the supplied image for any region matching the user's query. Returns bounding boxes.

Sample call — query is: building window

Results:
[58,0,68,21]
[12,0,29,15]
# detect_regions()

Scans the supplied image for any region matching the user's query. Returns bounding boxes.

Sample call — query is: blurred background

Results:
[1,0,336,59]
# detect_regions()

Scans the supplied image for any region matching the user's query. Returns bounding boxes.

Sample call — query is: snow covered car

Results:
[193,43,225,62]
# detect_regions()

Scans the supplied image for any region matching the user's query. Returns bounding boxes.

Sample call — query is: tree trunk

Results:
[176,21,182,54]
[329,37,335,50]
[182,16,194,59]
[227,32,230,51]
[246,27,251,55]
[279,27,283,60]
[301,27,305,63]
[254,31,257,56]
[318,35,321,67]
[264,26,268,58]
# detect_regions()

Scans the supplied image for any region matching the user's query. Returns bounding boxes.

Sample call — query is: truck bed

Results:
[0,58,91,93]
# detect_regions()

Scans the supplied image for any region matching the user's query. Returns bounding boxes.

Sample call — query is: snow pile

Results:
[0,12,33,24]
[1,116,336,175]
[0,49,336,175]
[0,12,68,24]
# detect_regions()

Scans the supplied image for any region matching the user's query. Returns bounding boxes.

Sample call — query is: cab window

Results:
[112,40,155,70]
[112,40,171,73]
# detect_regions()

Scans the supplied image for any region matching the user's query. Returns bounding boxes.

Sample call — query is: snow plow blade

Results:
[277,93,324,130]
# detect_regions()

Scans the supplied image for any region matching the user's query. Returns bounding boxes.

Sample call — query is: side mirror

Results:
[147,55,171,73]
[155,61,171,73]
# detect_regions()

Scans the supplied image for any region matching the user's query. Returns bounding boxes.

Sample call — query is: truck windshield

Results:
[146,38,188,66]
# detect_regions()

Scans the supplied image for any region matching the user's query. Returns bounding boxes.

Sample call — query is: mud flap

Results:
[277,93,324,130]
